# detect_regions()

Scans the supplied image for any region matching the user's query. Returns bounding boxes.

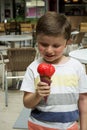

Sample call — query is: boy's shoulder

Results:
[69,57,85,71]
[69,57,83,65]
[28,57,43,68]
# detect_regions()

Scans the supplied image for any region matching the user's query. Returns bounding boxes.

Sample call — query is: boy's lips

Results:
[44,55,55,61]
[45,54,54,57]
[45,54,54,58]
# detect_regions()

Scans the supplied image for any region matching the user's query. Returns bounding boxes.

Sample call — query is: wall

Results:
[0,0,13,22]
[0,0,5,22]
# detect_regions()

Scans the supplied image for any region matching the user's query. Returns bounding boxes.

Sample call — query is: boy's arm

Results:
[78,93,87,130]
[23,81,50,108]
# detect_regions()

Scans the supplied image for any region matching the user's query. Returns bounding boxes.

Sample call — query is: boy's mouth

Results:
[45,55,54,59]
[44,54,55,61]
[45,53,54,57]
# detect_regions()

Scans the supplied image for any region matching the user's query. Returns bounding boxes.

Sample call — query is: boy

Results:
[21,12,87,130]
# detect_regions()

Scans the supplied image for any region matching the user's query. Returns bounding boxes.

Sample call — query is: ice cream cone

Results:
[37,63,55,103]
[40,76,51,102]
[40,76,51,86]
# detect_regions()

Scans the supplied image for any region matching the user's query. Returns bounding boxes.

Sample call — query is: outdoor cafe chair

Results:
[19,23,33,47]
[0,23,5,35]
[5,22,20,35]
[20,23,33,34]
[4,47,36,106]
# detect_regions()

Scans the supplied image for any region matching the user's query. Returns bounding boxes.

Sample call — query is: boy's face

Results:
[37,34,67,64]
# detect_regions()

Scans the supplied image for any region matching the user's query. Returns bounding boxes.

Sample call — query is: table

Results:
[69,49,87,64]
[0,34,33,48]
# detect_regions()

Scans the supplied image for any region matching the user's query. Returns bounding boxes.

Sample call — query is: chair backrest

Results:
[4,22,20,35]
[20,23,33,34]
[0,23,5,32]
[4,23,10,34]
[79,22,87,32]
[6,47,36,71]
[74,32,85,45]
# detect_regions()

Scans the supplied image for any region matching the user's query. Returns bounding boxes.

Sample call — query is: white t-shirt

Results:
[20,57,87,129]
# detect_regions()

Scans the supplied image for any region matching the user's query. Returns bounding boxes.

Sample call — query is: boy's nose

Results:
[46,46,53,52]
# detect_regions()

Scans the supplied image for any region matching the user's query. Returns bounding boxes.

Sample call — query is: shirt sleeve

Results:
[78,65,87,93]
[20,67,35,93]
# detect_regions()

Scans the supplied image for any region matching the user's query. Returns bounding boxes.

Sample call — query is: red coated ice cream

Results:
[37,63,55,102]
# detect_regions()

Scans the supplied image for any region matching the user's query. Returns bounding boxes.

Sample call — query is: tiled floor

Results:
[0,88,26,130]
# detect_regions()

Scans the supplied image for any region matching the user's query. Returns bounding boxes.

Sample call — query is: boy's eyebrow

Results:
[38,41,48,44]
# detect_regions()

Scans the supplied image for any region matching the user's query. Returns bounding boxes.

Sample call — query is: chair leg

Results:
[5,71,8,107]
[0,52,5,90]
[2,63,5,90]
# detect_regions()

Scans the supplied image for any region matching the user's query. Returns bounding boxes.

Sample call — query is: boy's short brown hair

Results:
[36,11,71,40]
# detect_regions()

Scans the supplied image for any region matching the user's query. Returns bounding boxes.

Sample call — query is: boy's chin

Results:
[43,58,57,64]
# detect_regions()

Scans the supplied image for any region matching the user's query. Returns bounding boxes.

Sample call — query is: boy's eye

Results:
[53,44,60,48]
[39,42,61,48]
[40,43,49,47]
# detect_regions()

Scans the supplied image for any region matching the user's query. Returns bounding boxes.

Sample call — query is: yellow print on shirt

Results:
[35,74,79,88]
[52,74,79,87]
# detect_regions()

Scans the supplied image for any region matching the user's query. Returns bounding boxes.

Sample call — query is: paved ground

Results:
[0,88,26,130]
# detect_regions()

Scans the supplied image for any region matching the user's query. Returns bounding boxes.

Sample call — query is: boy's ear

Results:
[67,38,73,45]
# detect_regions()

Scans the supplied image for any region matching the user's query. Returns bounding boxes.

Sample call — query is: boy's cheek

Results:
[38,46,45,53]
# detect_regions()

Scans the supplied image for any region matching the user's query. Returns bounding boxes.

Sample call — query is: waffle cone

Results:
[40,76,51,86]
[40,76,51,102]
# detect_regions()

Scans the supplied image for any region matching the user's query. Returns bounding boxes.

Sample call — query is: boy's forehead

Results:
[37,35,67,44]
[37,34,65,40]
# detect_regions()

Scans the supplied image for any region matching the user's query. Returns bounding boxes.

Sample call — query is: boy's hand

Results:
[36,81,50,98]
